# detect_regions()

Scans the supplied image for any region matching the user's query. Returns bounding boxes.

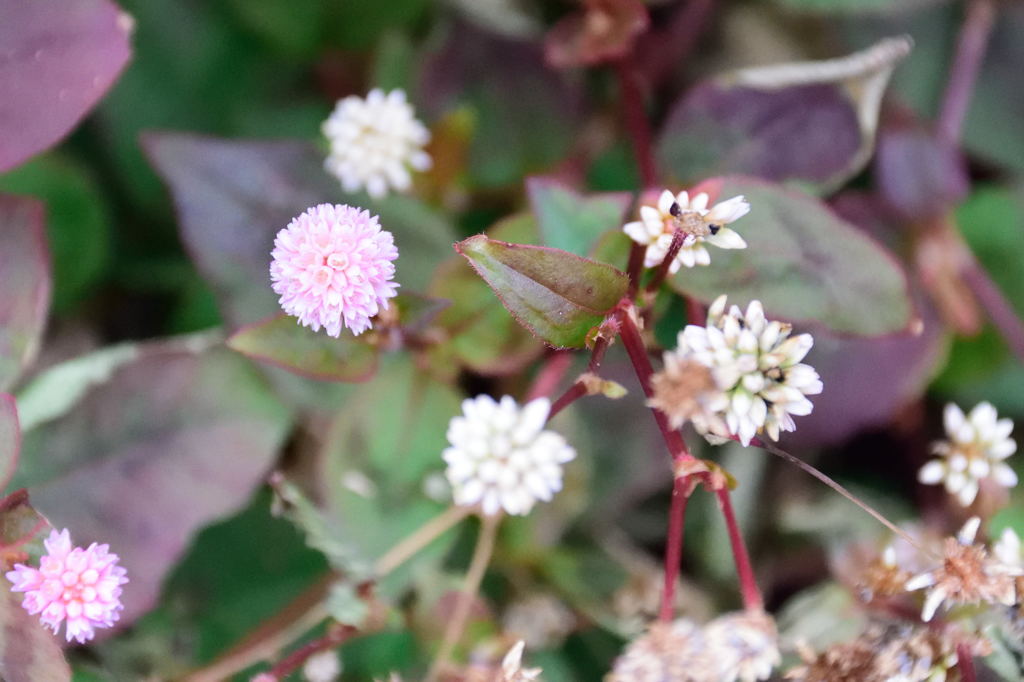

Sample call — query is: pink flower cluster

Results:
[270,203,400,337]
[5,528,128,643]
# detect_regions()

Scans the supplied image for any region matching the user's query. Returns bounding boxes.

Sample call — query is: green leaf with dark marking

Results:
[455,233,629,348]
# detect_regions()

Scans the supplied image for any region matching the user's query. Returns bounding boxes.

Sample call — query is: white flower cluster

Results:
[322,88,431,198]
[671,295,823,446]
[918,402,1017,507]
[443,396,576,516]
[623,189,748,272]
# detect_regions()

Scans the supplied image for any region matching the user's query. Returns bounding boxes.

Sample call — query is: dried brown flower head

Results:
[858,545,913,602]
[648,353,729,435]
[905,518,1021,621]
[704,610,780,682]
[786,622,990,682]
[607,619,714,682]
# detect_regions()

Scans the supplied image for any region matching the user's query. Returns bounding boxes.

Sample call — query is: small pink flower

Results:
[270,203,400,337]
[5,528,128,643]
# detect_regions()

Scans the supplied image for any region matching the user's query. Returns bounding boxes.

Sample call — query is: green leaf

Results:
[527,178,630,256]
[227,313,378,383]
[0,154,112,311]
[775,0,943,12]
[657,37,911,194]
[669,176,913,336]
[0,195,51,391]
[0,587,71,682]
[455,234,629,349]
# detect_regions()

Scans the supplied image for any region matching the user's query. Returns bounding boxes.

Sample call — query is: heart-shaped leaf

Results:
[527,177,631,256]
[0,0,132,171]
[0,195,52,391]
[657,37,911,193]
[669,176,913,336]
[12,341,292,626]
[227,313,379,382]
[0,587,71,682]
[456,233,629,348]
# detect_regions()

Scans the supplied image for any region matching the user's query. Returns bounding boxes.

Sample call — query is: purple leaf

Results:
[657,38,911,193]
[456,234,629,349]
[0,195,52,391]
[143,133,454,327]
[874,122,969,220]
[0,0,132,171]
[669,176,913,336]
[12,342,291,626]
[0,394,20,492]
[0,587,71,682]
[227,313,378,383]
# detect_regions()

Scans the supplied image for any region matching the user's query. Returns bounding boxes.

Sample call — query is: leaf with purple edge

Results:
[0,195,52,391]
[12,343,292,627]
[669,176,913,336]
[0,490,48,553]
[657,37,911,194]
[0,0,132,172]
[0,587,71,682]
[227,313,379,383]
[455,234,629,349]
[527,177,631,257]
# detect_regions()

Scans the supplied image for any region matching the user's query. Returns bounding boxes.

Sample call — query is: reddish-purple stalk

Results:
[962,259,1024,362]
[637,0,717,89]
[547,336,611,419]
[615,57,657,189]
[526,351,574,401]
[659,476,690,621]
[957,643,978,682]
[716,488,763,610]
[644,228,685,295]
[935,0,996,146]
[267,626,355,680]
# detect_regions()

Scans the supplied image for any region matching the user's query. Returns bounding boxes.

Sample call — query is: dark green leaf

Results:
[456,234,629,349]
[670,176,913,336]
[227,313,378,383]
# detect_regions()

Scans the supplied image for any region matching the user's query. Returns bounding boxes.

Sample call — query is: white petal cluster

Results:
[993,527,1023,569]
[302,649,341,682]
[918,402,1017,507]
[623,190,748,273]
[704,611,781,682]
[675,295,823,446]
[322,88,431,198]
[443,396,576,516]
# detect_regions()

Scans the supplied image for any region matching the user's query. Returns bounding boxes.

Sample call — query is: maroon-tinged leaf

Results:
[455,234,629,349]
[0,195,52,391]
[143,133,455,327]
[430,215,543,375]
[0,0,132,171]
[0,587,71,682]
[527,177,631,257]
[544,0,649,68]
[657,37,911,193]
[670,176,914,336]
[12,343,291,626]
[0,489,48,552]
[227,313,378,383]
[0,394,20,493]
[874,122,968,220]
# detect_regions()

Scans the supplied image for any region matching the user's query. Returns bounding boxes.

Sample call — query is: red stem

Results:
[936,0,996,146]
[659,476,689,621]
[267,626,355,680]
[547,336,611,419]
[617,308,694,463]
[961,261,1024,362]
[527,351,574,401]
[645,228,685,295]
[626,242,646,298]
[615,58,657,188]
[957,643,977,682]
[717,488,763,610]
[637,0,717,89]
